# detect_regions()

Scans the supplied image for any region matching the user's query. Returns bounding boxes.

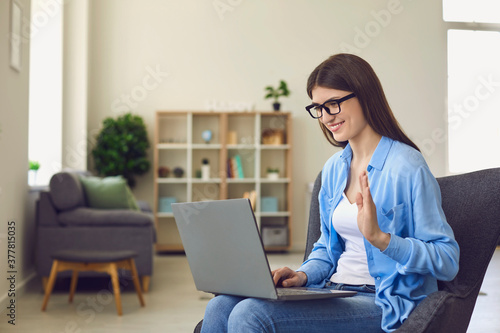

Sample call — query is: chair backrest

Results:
[437,168,500,295]
[431,168,500,332]
[304,168,500,331]
[304,171,323,261]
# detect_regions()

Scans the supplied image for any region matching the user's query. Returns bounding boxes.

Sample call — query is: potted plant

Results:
[29,160,40,185]
[173,167,184,178]
[158,166,170,178]
[91,113,150,187]
[266,167,280,180]
[264,80,290,111]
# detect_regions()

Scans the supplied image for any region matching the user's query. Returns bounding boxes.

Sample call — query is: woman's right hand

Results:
[271,267,308,287]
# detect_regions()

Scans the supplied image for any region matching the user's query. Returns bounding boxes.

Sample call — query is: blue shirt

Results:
[298,136,460,332]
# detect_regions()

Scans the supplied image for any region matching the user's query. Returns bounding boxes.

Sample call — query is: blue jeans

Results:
[201,283,384,333]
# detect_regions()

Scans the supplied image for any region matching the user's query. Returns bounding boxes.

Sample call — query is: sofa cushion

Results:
[58,207,153,227]
[49,172,86,211]
[79,176,139,210]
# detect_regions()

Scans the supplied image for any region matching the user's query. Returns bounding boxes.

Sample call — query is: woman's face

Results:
[311,86,369,144]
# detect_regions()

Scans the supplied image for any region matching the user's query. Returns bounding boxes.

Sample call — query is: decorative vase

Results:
[173,167,184,178]
[201,158,210,180]
[272,102,281,111]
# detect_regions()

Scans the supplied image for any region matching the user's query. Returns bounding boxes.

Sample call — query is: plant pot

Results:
[267,172,279,180]
[28,170,38,186]
[272,102,281,111]
[158,166,170,178]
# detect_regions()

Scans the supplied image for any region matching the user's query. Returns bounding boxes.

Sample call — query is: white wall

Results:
[0,0,34,317]
[87,0,447,251]
[62,0,89,170]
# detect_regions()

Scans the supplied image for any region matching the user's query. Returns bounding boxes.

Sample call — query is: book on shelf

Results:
[226,158,233,178]
[234,155,244,178]
[228,158,237,178]
[227,155,244,179]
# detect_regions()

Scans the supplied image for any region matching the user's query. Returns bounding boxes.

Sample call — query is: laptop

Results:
[171,198,356,301]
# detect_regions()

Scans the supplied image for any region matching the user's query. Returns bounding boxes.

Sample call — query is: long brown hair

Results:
[307,53,419,152]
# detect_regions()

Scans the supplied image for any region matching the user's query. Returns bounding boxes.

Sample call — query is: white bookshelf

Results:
[153,111,292,252]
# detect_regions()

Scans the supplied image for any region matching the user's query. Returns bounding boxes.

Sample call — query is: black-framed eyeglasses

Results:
[305,93,356,119]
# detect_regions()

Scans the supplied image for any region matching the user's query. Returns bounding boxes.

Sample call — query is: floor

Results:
[1,249,499,333]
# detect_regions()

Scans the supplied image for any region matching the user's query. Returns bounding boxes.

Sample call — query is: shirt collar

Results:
[339,136,393,172]
[340,142,353,162]
[367,136,393,171]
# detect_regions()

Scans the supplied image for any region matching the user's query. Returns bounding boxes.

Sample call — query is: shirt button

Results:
[376,277,381,280]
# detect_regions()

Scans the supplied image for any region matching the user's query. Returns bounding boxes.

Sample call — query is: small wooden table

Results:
[41,250,145,315]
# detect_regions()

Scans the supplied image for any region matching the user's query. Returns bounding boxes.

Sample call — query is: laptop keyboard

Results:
[277,288,331,295]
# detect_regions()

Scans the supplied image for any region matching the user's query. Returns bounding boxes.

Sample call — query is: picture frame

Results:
[9,0,22,72]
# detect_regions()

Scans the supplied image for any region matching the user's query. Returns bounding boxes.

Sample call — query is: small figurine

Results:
[202,130,213,144]
[202,158,210,180]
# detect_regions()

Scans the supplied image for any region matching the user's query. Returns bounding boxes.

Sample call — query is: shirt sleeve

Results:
[382,166,460,281]
[297,230,337,288]
[296,186,344,288]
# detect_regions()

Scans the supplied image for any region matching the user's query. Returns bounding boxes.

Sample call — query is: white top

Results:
[330,193,375,285]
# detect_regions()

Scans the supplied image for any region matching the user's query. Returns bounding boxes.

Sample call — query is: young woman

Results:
[200,53,459,333]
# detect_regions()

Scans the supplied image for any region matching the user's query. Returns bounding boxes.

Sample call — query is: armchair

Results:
[194,167,500,332]
[35,171,156,292]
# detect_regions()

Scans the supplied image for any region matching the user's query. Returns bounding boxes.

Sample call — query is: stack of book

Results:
[227,155,244,178]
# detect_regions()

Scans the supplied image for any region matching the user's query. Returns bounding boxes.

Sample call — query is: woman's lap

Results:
[201,291,383,333]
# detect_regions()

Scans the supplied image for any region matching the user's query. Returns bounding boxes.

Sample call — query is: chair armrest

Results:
[396,290,453,332]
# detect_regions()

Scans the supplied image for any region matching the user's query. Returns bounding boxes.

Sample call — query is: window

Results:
[443,0,500,24]
[444,2,500,173]
[28,0,63,185]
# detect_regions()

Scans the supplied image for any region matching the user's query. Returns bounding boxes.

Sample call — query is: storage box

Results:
[260,197,278,212]
[262,226,288,247]
[261,129,284,145]
[159,197,176,212]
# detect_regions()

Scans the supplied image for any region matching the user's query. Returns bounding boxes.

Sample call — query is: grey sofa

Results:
[194,167,500,332]
[35,171,155,292]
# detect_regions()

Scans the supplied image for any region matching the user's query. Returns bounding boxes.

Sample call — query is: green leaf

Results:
[264,80,290,102]
[91,112,150,188]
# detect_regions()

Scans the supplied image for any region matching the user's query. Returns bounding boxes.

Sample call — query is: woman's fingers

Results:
[271,267,306,287]
[272,267,290,286]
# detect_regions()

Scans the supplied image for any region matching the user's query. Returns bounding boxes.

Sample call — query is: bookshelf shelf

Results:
[260,144,290,150]
[191,178,222,184]
[226,178,256,183]
[227,144,256,149]
[156,178,188,184]
[154,111,293,252]
[156,143,188,149]
[260,178,290,183]
[191,144,222,149]
[257,212,290,217]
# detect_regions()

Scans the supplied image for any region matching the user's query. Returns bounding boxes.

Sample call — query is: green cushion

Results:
[79,176,139,210]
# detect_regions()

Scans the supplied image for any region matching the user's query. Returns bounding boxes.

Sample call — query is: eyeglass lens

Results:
[313,100,340,118]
